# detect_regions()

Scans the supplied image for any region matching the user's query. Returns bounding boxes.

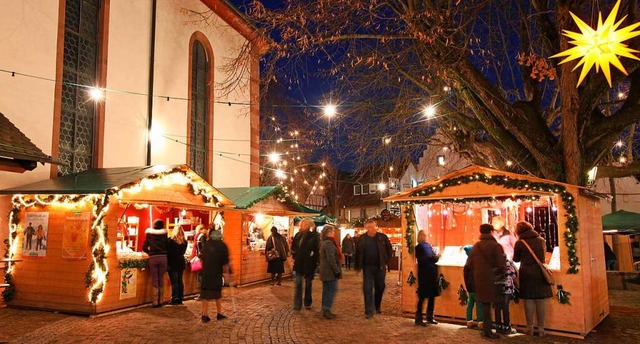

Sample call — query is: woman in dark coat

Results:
[319,225,342,319]
[342,234,355,270]
[199,230,230,323]
[142,219,169,307]
[167,225,188,305]
[414,230,440,326]
[467,224,505,339]
[265,226,290,285]
[513,221,552,337]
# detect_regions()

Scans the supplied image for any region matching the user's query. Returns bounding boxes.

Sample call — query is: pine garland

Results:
[118,259,148,270]
[404,203,415,254]
[406,172,580,274]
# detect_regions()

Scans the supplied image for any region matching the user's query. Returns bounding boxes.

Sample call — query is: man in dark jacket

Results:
[291,218,319,311]
[467,224,505,339]
[143,219,169,307]
[354,219,393,319]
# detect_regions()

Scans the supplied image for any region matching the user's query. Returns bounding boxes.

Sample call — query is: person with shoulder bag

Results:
[513,221,553,337]
[319,225,342,319]
[266,226,290,286]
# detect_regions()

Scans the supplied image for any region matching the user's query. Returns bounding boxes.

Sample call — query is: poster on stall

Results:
[23,212,49,257]
[62,212,90,260]
[120,268,137,299]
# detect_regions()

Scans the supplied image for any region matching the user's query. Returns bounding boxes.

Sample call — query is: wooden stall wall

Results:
[223,211,243,286]
[10,203,95,314]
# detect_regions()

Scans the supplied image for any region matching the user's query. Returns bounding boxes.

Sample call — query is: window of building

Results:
[189,40,210,179]
[369,183,378,194]
[362,184,370,194]
[353,185,361,195]
[58,0,101,176]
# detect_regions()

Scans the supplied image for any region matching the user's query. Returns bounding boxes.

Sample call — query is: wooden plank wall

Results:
[10,203,95,314]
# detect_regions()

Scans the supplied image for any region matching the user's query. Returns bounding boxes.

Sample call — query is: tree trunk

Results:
[609,178,617,212]
[557,4,582,185]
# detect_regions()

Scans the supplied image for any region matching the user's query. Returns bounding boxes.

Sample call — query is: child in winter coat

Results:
[463,245,483,329]
[494,257,518,334]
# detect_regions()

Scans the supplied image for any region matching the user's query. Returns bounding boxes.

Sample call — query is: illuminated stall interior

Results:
[1,165,232,314]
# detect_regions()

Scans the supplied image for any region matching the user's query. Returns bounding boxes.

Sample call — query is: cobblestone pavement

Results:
[1,271,639,344]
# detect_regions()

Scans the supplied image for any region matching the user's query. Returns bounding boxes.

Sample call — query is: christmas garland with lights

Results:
[408,194,541,205]
[404,203,416,254]
[118,258,148,270]
[403,172,580,274]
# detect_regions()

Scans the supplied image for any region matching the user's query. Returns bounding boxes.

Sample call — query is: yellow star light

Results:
[551,0,640,87]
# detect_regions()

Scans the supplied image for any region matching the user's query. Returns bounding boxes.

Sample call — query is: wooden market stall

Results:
[218,186,318,286]
[384,165,608,338]
[0,165,233,315]
[602,210,640,271]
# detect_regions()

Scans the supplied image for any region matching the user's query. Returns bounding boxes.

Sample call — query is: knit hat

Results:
[153,219,164,229]
[463,245,473,256]
[210,230,223,241]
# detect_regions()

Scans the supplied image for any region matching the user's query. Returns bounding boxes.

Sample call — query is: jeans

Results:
[322,280,338,312]
[494,295,512,326]
[148,255,168,288]
[606,260,617,271]
[466,292,484,321]
[363,266,386,316]
[481,302,493,335]
[168,270,184,302]
[294,274,314,309]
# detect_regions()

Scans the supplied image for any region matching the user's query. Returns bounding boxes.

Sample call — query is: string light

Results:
[423,105,436,118]
[378,183,387,191]
[275,169,286,179]
[619,156,627,163]
[268,152,281,163]
[324,104,337,117]
[88,87,104,101]
[506,160,513,167]
[616,140,624,147]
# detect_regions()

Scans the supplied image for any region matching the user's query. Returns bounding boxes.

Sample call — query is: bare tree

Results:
[226,0,640,185]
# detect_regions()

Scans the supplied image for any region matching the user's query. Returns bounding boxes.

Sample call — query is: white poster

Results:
[120,268,137,300]
[23,212,49,257]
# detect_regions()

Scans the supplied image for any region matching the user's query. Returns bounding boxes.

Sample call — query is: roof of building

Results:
[0,165,233,205]
[217,186,318,216]
[0,112,58,168]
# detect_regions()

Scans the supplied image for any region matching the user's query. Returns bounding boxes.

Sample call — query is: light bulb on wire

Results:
[423,105,436,118]
[88,87,104,101]
[324,104,337,117]
[268,152,281,163]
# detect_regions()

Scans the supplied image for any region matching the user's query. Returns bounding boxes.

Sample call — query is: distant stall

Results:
[0,165,233,315]
[602,210,640,271]
[218,186,317,286]
[385,165,608,338]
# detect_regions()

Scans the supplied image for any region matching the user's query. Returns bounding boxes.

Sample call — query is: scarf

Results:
[329,236,344,260]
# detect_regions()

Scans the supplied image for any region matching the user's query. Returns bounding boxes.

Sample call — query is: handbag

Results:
[266,236,280,261]
[522,240,555,285]
[190,256,202,273]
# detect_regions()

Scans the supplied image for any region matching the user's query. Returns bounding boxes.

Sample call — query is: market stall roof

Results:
[0,165,234,206]
[384,164,583,203]
[293,204,336,225]
[0,112,61,172]
[602,210,640,230]
[218,186,319,215]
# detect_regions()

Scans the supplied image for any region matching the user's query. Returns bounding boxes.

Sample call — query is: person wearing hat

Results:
[199,230,231,323]
[143,219,169,307]
[466,224,506,339]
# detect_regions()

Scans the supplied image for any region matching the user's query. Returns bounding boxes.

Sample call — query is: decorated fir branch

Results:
[557,285,571,305]
[405,172,581,274]
[438,273,450,293]
[118,259,149,270]
[404,203,415,254]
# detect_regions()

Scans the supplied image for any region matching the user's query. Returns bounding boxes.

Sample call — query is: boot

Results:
[157,287,163,307]
[426,312,438,325]
[524,325,535,336]
[152,287,159,307]
[415,312,426,327]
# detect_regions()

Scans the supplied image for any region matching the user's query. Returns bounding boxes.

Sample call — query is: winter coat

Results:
[142,228,168,256]
[354,232,393,271]
[319,238,342,282]
[167,239,187,272]
[415,242,440,298]
[342,236,354,255]
[291,230,319,277]
[200,239,229,292]
[466,233,506,303]
[265,233,290,262]
[513,229,553,299]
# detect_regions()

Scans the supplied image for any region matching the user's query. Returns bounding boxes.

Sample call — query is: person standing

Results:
[414,230,440,326]
[319,225,342,319]
[494,258,517,334]
[467,223,505,339]
[513,221,553,337]
[266,226,290,286]
[200,230,230,322]
[24,222,35,250]
[167,225,188,305]
[492,217,516,260]
[463,245,484,329]
[291,218,319,311]
[143,219,169,307]
[342,233,354,271]
[354,219,392,319]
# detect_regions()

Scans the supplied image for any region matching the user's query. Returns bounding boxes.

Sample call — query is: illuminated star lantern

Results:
[551,0,640,87]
